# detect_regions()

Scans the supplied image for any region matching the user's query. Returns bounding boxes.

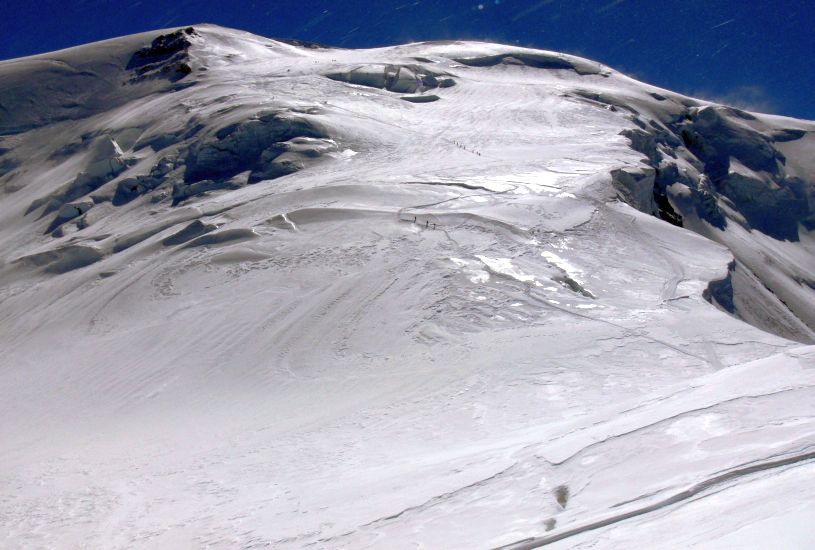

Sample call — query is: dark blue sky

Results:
[2,0,812,120]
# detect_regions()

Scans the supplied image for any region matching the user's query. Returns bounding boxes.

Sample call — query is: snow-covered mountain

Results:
[1,25,814,549]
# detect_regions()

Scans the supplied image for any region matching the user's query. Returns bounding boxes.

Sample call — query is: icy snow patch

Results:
[476,255,539,285]
[450,257,490,284]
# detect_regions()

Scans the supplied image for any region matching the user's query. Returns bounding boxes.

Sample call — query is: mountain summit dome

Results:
[1,25,814,549]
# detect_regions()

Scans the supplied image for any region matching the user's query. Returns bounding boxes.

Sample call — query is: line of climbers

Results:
[452,140,482,156]
[411,216,437,230]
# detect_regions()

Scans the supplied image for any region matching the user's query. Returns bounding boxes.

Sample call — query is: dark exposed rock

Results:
[653,186,683,227]
[128,27,195,69]
[127,27,197,82]
[652,164,684,227]
[553,276,595,298]
[703,260,736,313]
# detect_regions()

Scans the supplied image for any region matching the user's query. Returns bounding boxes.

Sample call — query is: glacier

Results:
[0,25,814,549]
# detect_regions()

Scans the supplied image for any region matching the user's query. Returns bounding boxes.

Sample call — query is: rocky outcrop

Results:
[127,27,196,82]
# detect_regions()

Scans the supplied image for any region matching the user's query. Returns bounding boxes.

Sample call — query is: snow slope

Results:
[1,25,814,549]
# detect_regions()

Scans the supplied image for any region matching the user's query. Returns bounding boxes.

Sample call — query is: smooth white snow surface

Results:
[1,25,814,549]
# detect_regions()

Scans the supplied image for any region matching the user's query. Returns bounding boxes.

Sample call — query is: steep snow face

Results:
[1,25,814,549]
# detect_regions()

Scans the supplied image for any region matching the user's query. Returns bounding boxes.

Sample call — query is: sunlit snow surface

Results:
[0,25,814,549]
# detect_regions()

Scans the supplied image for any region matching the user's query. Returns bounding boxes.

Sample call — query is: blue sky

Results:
[1,0,812,119]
